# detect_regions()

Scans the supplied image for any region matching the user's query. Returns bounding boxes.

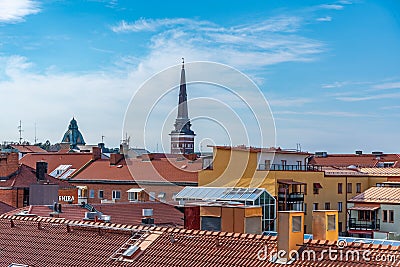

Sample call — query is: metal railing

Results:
[258,164,323,171]
[278,193,304,202]
[349,218,380,230]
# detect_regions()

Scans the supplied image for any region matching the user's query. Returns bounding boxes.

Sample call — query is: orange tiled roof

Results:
[20,152,93,175]
[0,215,398,266]
[349,186,400,204]
[72,157,200,183]
[360,167,400,176]
[310,154,400,168]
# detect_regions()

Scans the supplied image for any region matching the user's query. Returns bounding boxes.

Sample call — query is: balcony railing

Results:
[278,193,304,202]
[258,164,323,171]
[349,218,380,230]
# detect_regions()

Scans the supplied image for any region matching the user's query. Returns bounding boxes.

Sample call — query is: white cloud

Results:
[316,16,332,22]
[372,81,400,90]
[336,92,400,102]
[319,4,344,10]
[269,97,313,107]
[275,110,373,118]
[0,0,40,23]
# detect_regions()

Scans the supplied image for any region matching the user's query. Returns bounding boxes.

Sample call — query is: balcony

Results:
[349,218,380,230]
[258,164,322,171]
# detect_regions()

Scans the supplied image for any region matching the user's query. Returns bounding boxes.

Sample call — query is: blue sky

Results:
[0,0,399,153]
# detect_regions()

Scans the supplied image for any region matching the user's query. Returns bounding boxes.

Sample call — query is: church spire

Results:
[177,57,188,119]
[170,58,195,154]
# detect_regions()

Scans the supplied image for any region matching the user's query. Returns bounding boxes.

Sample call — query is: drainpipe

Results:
[345,176,348,236]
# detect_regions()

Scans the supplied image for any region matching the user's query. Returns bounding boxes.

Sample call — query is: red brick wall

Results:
[0,153,19,177]
[58,188,78,204]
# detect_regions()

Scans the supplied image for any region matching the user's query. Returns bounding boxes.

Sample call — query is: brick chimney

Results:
[0,153,19,178]
[312,210,338,241]
[92,146,101,160]
[110,153,124,165]
[36,161,48,181]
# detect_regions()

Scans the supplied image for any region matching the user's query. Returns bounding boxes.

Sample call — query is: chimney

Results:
[277,211,304,262]
[92,146,101,160]
[110,153,124,165]
[312,210,338,241]
[355,150,363,155]
[36,161,48,181]
[0,152,19,178]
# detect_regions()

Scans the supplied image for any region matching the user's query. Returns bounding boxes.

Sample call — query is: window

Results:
[292,216,302,232]
[112,190,121,200]
[313,183,322,194]
[356,183,361,193]
[89,189,95,199]
[383,210,388,222]
[358,210,372,221]
[304,184,307,195]
[98,190,104,199]
[327,215,336,231]
[313,203,319,211]
[390,210,394,223]
[158,192,166,202]
[347,183,352,193]
[149,192,156,201]
[338,202,343,212]
[304,203,307,215]
[338,183,343,194]
[128,192,139,202]
[338,222,343,233]
[325,202,331,210]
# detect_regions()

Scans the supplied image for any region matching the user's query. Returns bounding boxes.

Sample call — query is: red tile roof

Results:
[72,159,134,181]
[93,202,183,226]
[10,144,47,153]
[0,164,74,189]
[4,202,183,227]
[0,201,16,215]
[0,215,398,266]
[20,152,93,175]
[72,157,200,184]
[349,186,400,204]
[310,154,400,168]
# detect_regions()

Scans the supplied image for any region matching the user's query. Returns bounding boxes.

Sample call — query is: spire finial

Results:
[182,57,184,69]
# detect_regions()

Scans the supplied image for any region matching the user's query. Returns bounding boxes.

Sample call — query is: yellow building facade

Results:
[199,146,388,233]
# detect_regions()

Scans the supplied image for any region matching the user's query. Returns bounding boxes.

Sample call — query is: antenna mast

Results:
[18,120,23,144]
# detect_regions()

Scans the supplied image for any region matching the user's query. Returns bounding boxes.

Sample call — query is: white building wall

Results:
[379,204,400,234]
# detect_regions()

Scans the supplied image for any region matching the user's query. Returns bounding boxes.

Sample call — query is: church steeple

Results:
[170,58,195,154]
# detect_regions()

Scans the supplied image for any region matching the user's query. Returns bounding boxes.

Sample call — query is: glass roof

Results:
[174,187,270,202]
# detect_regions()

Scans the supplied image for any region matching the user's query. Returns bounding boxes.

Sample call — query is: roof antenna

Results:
[182,57,184,68]
[34,122,38,144]
[18,120,23,144]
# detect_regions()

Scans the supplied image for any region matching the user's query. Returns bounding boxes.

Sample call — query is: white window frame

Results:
[112,190,121,200]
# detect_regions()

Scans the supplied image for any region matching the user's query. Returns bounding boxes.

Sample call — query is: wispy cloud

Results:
[372,82,400,90]
[269,97,313,107]
[319,4,344,10]
[111,17,324,70]
[275,110,374,118]
[337,92,400,102]
[316,16,332,22]
[0,0,40,23]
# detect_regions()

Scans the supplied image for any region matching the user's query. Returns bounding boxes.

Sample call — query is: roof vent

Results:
[355,150,363,155]
[372,151,383,156]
